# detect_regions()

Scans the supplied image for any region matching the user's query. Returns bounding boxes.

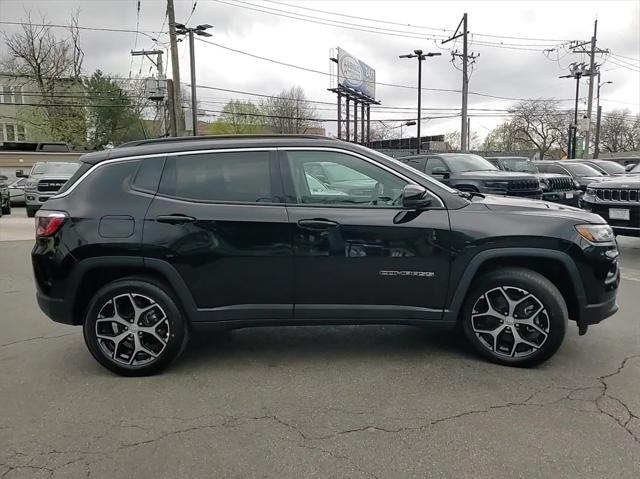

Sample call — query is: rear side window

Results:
[56,162,92,194]
[133,156,165,193]
[158,151,274,203]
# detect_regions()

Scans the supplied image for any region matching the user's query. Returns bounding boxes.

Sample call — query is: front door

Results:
[281,149,451,321]
[144,149,293,321]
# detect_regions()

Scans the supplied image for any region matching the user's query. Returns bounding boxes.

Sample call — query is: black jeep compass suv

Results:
[32,135,620,376]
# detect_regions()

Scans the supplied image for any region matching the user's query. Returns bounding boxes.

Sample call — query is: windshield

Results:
[31,162,80,176]
[592,161,626,175]
[444,154,498,173]
[500,158,539,173]
[563,163,604,176]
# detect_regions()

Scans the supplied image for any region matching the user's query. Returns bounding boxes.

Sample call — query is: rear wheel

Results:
[461,268,567,367]
[83,278,189,376]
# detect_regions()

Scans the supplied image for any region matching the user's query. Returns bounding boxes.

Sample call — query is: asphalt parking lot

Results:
[1,206,639,478]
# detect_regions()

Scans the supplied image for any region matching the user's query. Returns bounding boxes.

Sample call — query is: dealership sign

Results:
[337,47,376,100]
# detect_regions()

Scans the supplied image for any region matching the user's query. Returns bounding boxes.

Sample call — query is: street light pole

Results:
[400,50,441,154]
[188,30,197,136]
[175,23,213,136]
[560,62,589,159]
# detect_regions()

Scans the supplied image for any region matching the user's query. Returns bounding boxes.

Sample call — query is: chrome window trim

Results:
[51,147,278,199]
[279,146,445,208]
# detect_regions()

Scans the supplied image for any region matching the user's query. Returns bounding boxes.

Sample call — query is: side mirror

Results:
[402,184,432,209]
[625,163,636,172]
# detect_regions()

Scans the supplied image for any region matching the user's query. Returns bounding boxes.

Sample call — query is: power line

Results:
[227,0,568,47]
[263,0,573,43]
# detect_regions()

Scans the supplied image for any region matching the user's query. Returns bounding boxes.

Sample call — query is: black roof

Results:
[79,135,342,165]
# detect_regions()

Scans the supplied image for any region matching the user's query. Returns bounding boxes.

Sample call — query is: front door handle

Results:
[155,214,197,225]
[297,218,340,230]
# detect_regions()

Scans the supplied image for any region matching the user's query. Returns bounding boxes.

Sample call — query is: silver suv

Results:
[24,162,81,217]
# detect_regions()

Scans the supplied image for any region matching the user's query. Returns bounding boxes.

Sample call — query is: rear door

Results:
[143,149,293,321]
[281,148,451,321]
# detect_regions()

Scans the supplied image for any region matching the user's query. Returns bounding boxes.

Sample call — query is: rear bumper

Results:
[36,291,75,325]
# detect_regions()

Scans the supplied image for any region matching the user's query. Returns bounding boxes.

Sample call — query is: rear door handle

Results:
[297,218,340,230]
[155,214,197,225]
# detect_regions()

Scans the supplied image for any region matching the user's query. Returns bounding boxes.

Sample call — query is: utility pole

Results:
[167,0,185,136]
[166,78,177,136]
[594,72,613,159]
[175,23,213,136]
[442,13,479,152]
[569,20,609,158]
[399,49,441,154]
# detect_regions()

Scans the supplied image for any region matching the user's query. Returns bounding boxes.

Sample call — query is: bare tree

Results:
[68,9,84,80]
[599,109,640,153]
[2,11,86,144]
[510,100,568,160]
[260,86,318,133]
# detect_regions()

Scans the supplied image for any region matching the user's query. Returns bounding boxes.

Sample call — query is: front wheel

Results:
[1,201,10,215]
[26,206,37,218]
[83,278,189,376]
[461,268,568,367]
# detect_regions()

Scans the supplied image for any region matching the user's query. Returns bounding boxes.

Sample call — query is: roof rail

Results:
[117,134,334,148]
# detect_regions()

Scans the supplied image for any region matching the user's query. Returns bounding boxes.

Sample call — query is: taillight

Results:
[35,210,67,237]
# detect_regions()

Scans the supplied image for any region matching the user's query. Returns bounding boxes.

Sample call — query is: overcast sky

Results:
[1,0,639,139]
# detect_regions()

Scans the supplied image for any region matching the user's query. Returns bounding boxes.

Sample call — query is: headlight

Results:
[585,188,596,196]
[539,179,550,191]
[24,180,38,189]
[483,180,509,189]
[573,179,581,189]
[575,224,615,243]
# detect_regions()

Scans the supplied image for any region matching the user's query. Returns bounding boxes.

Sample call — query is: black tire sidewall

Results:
[83,279,187,376]
[461,268,568,367]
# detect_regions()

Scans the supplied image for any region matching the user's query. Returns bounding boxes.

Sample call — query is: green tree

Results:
[211,100,265,134]
[84,71,145,149]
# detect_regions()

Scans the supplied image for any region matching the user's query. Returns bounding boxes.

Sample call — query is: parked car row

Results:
[397,153,639,238]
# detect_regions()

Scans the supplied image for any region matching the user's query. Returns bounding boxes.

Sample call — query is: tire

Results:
[461,267,567,367]
[26,206,37,218]
[83,278,189,376]
[2,202,11,215]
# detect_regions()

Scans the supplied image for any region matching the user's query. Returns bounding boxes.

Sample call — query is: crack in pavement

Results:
[2,355,638,477]
[0,332,76,349]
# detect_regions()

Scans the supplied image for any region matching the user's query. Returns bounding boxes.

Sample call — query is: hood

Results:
[537,173,570,180]
[589,177,640,188]
[454,171,536,180]
[476,194,604,223]
[576,176,608,184]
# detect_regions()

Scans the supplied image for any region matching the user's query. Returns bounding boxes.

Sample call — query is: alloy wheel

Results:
[95,293,170,366]
[471,286,550,358]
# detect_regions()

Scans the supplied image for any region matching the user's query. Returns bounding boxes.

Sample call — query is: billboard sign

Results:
[337,47,376,100]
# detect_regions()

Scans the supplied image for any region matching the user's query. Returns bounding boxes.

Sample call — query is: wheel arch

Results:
[69,257,197,325]
[444,248,587,325]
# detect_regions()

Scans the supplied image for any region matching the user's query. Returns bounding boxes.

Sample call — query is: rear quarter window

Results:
[56,162,92,194]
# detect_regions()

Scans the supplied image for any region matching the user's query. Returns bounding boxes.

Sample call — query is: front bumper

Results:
[25,191,52,207]
[581,295,619,325]
[542,190,583,206]
[581,198,640,237]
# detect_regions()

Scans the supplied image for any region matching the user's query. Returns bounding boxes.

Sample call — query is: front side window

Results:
[286,150,408,207]
[425,157,449,175]
[159,151,274,203]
